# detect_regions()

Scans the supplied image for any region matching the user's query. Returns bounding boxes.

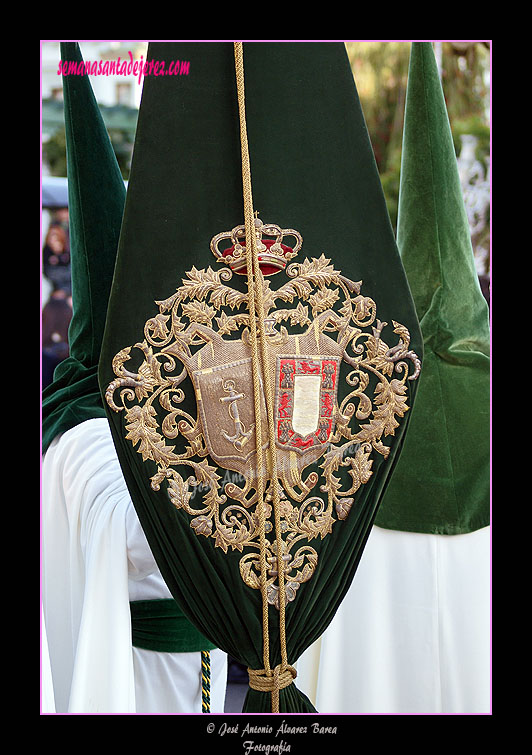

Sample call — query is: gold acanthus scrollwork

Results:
[106,251,420,607]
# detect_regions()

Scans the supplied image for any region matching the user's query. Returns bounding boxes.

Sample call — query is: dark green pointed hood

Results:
[42,42,126,453]
[376,42,490,534]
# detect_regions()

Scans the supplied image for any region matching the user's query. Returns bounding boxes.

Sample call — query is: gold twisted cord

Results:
[233,41,294,713]
[233,41,271,678]
[201,651,211,713]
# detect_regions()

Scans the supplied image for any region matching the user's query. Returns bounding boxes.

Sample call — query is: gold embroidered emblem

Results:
[106,218,420,607]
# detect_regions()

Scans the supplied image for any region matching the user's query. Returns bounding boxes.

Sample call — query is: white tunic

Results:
[296,524,491,714]
[42,418,227,714]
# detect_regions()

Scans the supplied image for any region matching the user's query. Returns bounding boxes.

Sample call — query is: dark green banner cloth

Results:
[99,42,422,712]
[376,42,490,535]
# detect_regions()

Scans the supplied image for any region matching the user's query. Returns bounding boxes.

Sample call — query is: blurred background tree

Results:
[42,41,491,273]
[345,41,490,276]
[44,124,135,180]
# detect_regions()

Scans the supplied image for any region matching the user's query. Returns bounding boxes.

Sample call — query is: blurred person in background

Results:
[42,293,73,389]
[43,216,71,295]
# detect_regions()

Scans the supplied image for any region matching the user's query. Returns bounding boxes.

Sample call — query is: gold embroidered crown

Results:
[210,216,303,276]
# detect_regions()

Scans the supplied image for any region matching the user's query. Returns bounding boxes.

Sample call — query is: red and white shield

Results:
[275,355,341,455]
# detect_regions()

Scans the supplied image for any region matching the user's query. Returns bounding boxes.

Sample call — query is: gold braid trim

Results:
[248,665,298,714]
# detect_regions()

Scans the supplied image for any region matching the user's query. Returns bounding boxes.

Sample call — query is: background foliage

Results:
[346,42,490,222]
[43,41,491,267]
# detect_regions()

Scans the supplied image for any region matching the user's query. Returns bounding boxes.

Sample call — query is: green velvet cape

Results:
[375,42,490,535]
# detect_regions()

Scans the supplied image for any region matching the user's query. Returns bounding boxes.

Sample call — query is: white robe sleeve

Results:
[42,419,136,713]
[42,418,228,714]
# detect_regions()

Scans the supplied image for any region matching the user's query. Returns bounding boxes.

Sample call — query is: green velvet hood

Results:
[98,42,423,712]
[41,42,126,453]
[375,42,490,535]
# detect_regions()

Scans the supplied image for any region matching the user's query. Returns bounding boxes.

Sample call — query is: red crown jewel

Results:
[210,216,303,276]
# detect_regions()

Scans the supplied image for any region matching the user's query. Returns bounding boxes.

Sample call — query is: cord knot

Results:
[248,664,297,712]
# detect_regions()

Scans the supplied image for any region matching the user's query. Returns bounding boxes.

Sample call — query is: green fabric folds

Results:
[42,42,126,454]
[98,42,423,712]
[375,42,490,535]
[130,599,216,653]
[42,44,219,661]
